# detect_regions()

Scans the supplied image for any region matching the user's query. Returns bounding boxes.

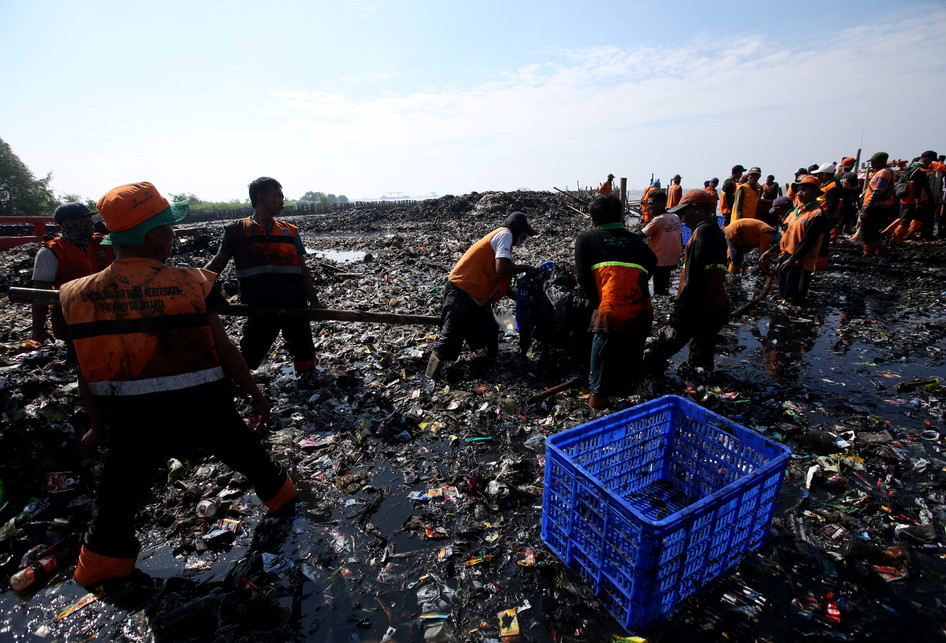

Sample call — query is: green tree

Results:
[169,192,202,205]
[299,191,325,202]
[0,137,59,217]
[60,193,98,211]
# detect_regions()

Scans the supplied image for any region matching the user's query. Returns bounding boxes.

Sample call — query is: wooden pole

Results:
[7,287,441,326]
[730,275,775,318]
[528,376,583,404]
[619,177,628,212]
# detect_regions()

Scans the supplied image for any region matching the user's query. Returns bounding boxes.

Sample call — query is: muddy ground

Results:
[0,191,944,642]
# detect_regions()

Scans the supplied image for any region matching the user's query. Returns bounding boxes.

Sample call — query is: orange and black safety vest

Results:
[43,237,98,340]
[44,238,95,289]
[575,222,655,333]
[864,167,895,208]
[817,178,841,222]
[227,217,306,306]
[60,258,225,396]
[781,202,824,272]
[448,227,512,304]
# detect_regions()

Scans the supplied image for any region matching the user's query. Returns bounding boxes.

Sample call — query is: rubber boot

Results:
[425,353,443,379]
[262,475,296,514]
[862,243,871,257]
[73,545,137,588]
[588,394,609,411]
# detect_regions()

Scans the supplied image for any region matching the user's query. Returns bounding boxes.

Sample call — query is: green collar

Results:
[597,222,625,230]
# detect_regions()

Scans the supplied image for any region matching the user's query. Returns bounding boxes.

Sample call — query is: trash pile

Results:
[0,190,944,641]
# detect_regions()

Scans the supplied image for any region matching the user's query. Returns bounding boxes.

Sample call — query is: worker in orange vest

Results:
[891,150,937,242]
[31,202,113,448]
[61,182,295,596]
[778,176,827,304]
[639,179,660,223]
[732,167,762,221]
[705,178,719,214]
[666,174,683,209]
[426,212,540,378]
[858,152,897,256]
[598,173,615,195]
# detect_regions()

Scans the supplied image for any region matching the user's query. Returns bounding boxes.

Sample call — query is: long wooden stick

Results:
[7,287,440,326]
[730,274,775,318]
[528,376,583,404]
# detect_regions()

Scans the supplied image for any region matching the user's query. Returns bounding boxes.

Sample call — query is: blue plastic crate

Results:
[680,215,724,246]
[541,395,790,631]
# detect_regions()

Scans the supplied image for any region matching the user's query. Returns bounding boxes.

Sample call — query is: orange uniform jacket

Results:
[667,184,682,209]
[448,228,512,304]
[781,203,825,272]
[863,167,895,208]
[227,217,306,306]
[706,187,719,213]
[60,259,225,396]
[43,237,98,340]
[724,218,775,253]
[639,185,656,222]
[574,222,656,333]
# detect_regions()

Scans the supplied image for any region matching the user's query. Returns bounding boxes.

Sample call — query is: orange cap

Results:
[666,188,715,213]
[96,182,171,232]
[791,175,823,195]
[840,157,855,168]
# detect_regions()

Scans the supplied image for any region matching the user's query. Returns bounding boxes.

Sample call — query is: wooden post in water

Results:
[619,177,628,212]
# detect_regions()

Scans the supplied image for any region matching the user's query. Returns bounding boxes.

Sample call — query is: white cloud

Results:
[29,5,946,201]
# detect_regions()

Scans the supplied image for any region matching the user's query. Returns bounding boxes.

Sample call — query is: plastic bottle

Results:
[10,555,58,591]
[15,496,48,525]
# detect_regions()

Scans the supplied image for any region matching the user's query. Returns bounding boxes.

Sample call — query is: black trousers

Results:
[240,313,315,370]
[646,319,723,372]
[434,281,499,361]
[651,266,674,295]
[777,256,812,304]
[860,205,896,243]
[86,379,287,558]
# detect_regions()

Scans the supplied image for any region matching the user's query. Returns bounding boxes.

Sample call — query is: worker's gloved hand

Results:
[778,257,795,274]
[524,266,541,278]
[251,392,272,425]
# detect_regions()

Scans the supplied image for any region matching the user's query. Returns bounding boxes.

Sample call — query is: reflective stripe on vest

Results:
[59,260,224,396]
[235,264,304,279]
[87,366,225,396]
[228,218,303,278]
[590,260,649,274]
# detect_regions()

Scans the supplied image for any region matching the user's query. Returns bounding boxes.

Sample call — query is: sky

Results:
[2,0,945,204]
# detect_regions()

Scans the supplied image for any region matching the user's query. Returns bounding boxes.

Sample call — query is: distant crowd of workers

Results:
[21,149,944,591]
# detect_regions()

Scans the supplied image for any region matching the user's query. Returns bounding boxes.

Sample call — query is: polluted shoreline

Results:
[0,190,944,641]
